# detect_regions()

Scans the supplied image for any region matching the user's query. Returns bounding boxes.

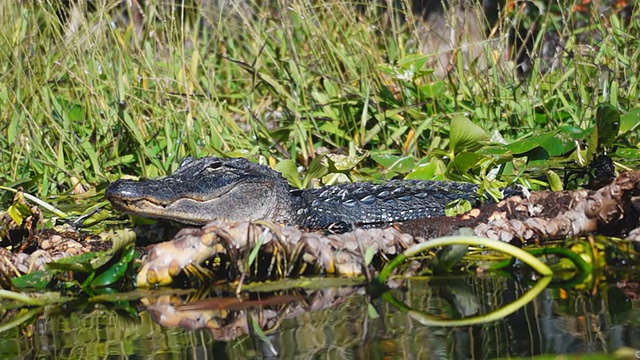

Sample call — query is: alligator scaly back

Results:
[293,180,480,231]
[106,156,486,231]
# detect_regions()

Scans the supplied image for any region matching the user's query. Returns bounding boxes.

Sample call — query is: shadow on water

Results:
[1,274,639,359]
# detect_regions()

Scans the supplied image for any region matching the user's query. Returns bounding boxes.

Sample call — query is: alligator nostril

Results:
[105,180,143,200]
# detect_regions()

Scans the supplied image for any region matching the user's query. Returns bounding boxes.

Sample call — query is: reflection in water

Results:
[1,276,638,358]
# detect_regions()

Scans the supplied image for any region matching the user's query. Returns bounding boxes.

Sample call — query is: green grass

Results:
[0,0,639,202]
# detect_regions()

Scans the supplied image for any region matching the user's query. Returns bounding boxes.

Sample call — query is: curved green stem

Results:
[377,236,553,283]
[488,246,592,274]
[0,289,45,306]
[381,276,552,327]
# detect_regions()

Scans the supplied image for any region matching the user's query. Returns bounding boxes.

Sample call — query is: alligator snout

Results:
[105,179,148,202]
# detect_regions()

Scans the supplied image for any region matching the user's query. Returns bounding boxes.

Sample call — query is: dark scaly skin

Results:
[105,156,486,231]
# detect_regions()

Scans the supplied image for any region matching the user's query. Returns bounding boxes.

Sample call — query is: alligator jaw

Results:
[107,196,221,225]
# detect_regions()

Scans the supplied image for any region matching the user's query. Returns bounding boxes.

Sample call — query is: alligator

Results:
[105,156,496,232]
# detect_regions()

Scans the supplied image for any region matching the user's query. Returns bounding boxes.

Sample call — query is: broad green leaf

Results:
[11,270,53,290]
[506,132,555,155]
[323,153,367,172]
[46,252,99,273]
[6,197,31,225]
[91,243,136,287]
[445,199,472,216]
[507,130,579,157]
[275,160,303,189]
[432,245,468,273]
[619,108,640,134]
[615,148,640,159]
[417,82,445,98]
[519,147,550,162]
[595,103,620,149]
[370,154,415,174]
[405,161,438,180]
[447,152,486,175]
[449,115,488,154]
[302,156,328,188]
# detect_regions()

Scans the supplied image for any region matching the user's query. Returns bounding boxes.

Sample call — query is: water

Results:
[2,275,639,359]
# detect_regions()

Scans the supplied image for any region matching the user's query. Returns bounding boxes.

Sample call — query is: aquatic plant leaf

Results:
[445,199,472,217]
[595,103,620,149]
[46,252,99,273]
[507,130,581,157]
[302,156,328,188]
[546,170,564,191]
[370,154,415,174]
[367,303,380,319]
[449,115,488,154]
[506,132,555,155]
[405,161,439,180]
[364,246,376,266]
[11,270,53,290]
[432,245,468,273]
[251,317,277,355]
[90,243,136,287]
[5,191,32,225]
[323,153,367,172]
[615,148,640,159]
[619,108,640,134]
[274,160,303,189]
[447,152,485,175]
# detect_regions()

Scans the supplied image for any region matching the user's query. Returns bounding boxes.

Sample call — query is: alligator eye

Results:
[203,160,223,172]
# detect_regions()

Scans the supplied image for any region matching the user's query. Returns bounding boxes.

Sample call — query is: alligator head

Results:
[105,157,295,225]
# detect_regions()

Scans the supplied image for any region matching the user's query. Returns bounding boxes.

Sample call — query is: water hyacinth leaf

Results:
[539,131,581,156]
[595,103,620,149]
[507,130,580,158]
[447,152,486,175]
[275,160,303,189]
[398,54,429,72]
[302,156,329,188]
[90,243,136,287]
[615,148,640,159]
[506,132,555,155]
[46,252,99,273]
[417,81,445,98]
[432,245,469,273]
[11,270,53,290]
[370,154,415,174]
[405,161,439,180]
[619,108,640,134]
[323,153,367,172]
[449,115,488,154]
[6,193,32,225]
[445,199,472,216]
